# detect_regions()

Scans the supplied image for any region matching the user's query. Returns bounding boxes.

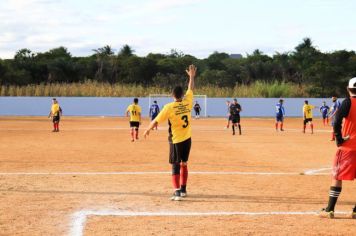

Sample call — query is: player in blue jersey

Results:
[149,100,160,130]
[319,101,330,126]
[275,99,285,131]
[330,97,341,141]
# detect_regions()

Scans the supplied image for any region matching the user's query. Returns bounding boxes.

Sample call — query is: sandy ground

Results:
[0,116,356,236]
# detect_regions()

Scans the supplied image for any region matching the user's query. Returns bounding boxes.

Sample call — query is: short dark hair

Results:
[133,98,138,104]
[233,98,237,102]
[154,100,157,104]
[279,99,283,103]
[172,86,184,99]
[305,100,308,104]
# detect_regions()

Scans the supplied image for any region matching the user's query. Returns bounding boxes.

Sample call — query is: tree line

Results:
[0,38,355,97]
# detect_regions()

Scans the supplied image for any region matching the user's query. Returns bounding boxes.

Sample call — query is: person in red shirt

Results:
[319,77,356,219]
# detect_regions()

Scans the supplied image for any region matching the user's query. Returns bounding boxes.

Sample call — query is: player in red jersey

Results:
[319,77,356,219]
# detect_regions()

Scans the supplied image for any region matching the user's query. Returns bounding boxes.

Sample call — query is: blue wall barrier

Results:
[0,97,340,117]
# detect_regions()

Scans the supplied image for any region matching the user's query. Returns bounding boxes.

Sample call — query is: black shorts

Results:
[52,116,60,123]
[130,121,140,128]
[151,113,158,121]
[304,118,313,125]
[231,115,240,124]
[169,138,192,164]
[194,109,200,115]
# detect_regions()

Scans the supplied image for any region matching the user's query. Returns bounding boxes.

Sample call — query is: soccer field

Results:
[1,117,356,235]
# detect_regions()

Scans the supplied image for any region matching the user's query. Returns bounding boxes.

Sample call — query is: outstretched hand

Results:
[185,64,197,78]
[143,129,150,139]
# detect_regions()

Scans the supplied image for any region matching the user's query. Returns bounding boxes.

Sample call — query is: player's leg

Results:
[303,119,307,133]
[135,128,139,140]
[232,121,236,135]
[52,117,58,132]
[226,116,231,129]
[320,149,355,218]
[275,117,279,131]
[179,138,191,197]
[52,121,56,132]
[169,143,182,201]
[237,116,241,135]
[320,179,342,218]
[310,120,314,134]
[56,116,60,131]
[280,117,284,131]
[129,122,135,141]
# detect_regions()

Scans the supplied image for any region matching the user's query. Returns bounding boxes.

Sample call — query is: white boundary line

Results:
[70,209,348,236]
[0,171,329,176]
[303,168,332,175]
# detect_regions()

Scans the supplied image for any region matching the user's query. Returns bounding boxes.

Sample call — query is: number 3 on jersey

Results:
[181,115,189,128]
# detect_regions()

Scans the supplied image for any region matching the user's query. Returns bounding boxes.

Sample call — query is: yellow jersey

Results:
[303,104,315,119]
[51,104,61,116]
[127,104,141,122]
[155,89,193,144]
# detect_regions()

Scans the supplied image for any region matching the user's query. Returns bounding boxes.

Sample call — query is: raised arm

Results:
[186,64,197,91]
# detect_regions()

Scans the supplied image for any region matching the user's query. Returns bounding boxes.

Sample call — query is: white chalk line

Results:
[70,209,349,236]
[0,170,330,176]
[0,126,332,133]
[303,167,332,175]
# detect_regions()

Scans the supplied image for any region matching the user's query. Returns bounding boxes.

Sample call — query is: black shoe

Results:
[170,190,182,201]
[180,190,187,197]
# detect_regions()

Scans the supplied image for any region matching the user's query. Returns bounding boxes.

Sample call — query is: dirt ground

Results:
[1,116,356,236]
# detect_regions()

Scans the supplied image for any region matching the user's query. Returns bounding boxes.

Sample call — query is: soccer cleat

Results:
[351,212,356,219]
[280,129,284,131]
[180,191,187,198]
[232,131,235,135]
[319,208,334,219]
[170,190,182,201]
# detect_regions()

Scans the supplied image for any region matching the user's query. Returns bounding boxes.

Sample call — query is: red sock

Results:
[172,174,180,189]
[275,123,278,129]
[180,164,188,186]
[135,129,139,139]
[56,123,59,130]
[130,129,134,140]
[53,123,56,130]
[280,123,283,130]
[331,132,335,140]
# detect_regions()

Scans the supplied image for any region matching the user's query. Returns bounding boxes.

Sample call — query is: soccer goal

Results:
[148,94,208,117]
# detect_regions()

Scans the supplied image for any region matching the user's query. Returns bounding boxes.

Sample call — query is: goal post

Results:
[148,94,207,117]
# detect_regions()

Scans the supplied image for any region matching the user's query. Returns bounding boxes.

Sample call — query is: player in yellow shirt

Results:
[303,100,317,134]
[144,64,197,201]
[48,98,62,132]
[126,98,142,142]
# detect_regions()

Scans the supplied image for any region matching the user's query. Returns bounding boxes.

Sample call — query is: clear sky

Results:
[0,0,355,59]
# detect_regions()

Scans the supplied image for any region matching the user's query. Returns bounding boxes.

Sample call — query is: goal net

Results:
[148,94,207,117]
